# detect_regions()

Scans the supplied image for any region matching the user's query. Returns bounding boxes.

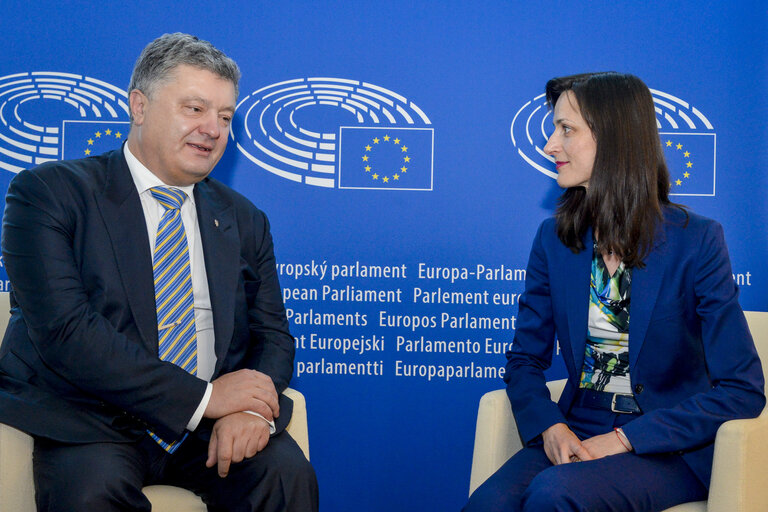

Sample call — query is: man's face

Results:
[127,64,236,186]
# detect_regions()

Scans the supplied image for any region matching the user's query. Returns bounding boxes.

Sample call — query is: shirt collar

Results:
[123,144,196,204]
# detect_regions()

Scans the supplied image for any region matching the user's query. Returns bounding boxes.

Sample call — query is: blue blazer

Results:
[0,148,295,443]
[505,206,765,486]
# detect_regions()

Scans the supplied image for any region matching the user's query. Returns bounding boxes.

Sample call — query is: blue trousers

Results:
[464,402,707,512]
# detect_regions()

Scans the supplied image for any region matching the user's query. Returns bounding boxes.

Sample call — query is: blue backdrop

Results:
[1,1,765,510]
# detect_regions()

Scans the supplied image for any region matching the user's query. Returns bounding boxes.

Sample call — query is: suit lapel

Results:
[194,181,239,376]
[94,149,158,351]
[565,227,593,376]
[628,229,668,374]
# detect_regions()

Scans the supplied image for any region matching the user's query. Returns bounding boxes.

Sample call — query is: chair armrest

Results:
[468,380,567,497]
[469,389,522,496]
[707,407,768,512]
[0,423,36,512]
[283,387,309,460]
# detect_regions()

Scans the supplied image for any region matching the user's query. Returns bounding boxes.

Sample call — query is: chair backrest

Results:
[0,291,9,361]
[0,292,9,342]
[0,293,35,512]
[744,311,768,393]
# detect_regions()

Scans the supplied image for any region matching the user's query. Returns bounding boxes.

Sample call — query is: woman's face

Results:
[544,90,597,189]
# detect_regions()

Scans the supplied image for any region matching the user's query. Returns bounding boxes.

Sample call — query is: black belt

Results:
[578,389,641,414]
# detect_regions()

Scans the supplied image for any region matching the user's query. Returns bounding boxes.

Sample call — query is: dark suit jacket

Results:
[0,148,295,444]
[505,206,765,486]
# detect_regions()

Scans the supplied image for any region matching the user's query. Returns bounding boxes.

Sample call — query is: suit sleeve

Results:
[504,220,568,443]
[240,208,295,401]
[1,168,207,440]
[621,220,765,454]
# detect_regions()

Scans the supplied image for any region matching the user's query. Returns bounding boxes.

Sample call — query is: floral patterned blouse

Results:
[579,244,632,394]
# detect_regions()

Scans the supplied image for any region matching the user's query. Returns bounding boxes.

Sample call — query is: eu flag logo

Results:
[338,127,433,190]
[661,132,716,197]
[61,121,129,160]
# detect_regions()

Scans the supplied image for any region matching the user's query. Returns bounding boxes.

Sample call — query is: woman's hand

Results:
[581,430,633,459]
[541,423,594,465]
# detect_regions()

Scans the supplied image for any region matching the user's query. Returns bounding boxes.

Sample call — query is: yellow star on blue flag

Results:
[62,121,129,160]
[660,133,716,196]
[338,127,433,190]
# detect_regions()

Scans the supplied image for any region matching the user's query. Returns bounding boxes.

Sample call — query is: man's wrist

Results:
[243,411,276,434]
[186,382,213,431]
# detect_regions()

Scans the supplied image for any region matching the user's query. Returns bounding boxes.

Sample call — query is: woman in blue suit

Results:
[465,72,765,511]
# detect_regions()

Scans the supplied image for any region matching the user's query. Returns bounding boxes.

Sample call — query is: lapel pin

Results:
[214,219,219,227]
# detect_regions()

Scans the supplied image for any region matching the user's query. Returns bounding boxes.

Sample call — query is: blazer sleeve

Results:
[504,220,568,443]
[240,208,295,392]
[1,168,207,440]
[620,220,765,454]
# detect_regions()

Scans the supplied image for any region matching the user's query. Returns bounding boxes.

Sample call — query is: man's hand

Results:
[206,412,271,477]
[541,423,593,465]
[204,369,279,420]
[582,431,632,459]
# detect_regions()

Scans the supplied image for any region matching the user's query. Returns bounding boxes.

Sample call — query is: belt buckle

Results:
[610,393,633,414]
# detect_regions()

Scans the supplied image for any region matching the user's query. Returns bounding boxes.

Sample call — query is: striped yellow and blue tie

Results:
[148,186,197,453]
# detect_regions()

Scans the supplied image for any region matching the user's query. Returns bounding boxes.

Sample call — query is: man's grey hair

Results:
[128,33,241,100]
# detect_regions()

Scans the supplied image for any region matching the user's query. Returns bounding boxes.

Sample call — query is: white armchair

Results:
[0,292,310,512]
[469,311,768,512]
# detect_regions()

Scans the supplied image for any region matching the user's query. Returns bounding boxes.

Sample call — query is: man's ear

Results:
[129,89,148,125]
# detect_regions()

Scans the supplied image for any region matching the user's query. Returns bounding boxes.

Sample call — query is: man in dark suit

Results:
[0,33,318,511]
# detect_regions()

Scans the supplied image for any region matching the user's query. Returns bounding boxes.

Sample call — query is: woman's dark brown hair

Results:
[546,72,677,267]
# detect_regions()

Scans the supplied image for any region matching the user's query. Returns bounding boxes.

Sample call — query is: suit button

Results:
[634,384,644,394]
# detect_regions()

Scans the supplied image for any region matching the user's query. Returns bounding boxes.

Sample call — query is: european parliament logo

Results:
[660,133,715,196]
[338,127,432,190]
[510,88,717,197]
[654,88,716,196]
[0,71,129,175]
[233,78,434,190]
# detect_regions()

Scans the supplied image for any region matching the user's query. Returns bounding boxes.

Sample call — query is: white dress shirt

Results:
[123,145,273,433]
